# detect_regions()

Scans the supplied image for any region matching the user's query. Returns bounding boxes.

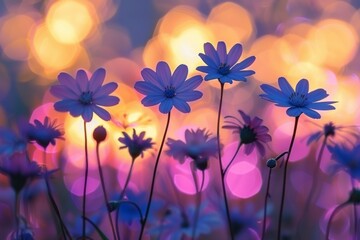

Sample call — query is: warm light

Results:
[46,0,97,44]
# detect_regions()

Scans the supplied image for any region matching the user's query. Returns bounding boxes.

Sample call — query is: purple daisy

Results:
[196,41,256,84]
[118,129,154,160]
[166,129,218,170]
[260,77,336,119]
[26,117,64,149]
[134,61,203,114]
[50,68,120,122]
[223,110,271,156]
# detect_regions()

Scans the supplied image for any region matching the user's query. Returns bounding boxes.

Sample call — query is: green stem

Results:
[325,201,349,240]
[138,112,171,240]
[82,121,89,239]
[217,82,234,240]
[277,116,300,240]
[95,142,117,240]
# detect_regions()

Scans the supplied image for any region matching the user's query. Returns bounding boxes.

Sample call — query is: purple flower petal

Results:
[157,61,171,86]
[278,77,295,96]
[231,56,256,71]
[173,98,190,113]
[94,96,120,106]
[141,68,164,89]
[172,64,188,89]
[159,98,173,113]
[89,68,106,92]
[82,107,93,122]
[295,79,309,95]
[50,85,78,100]
[217,41,227,64]
[76,69,89,92]
[286,107,303,117]
[227,43,242,67]
[177,75,203,93]
[57,72,79,94]
[92,105,111,121]
[93,82,118,99]
[204,42,220,65]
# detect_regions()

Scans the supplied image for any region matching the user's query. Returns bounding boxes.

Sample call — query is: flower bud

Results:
[266,158,277,168]
[93,126,107,142]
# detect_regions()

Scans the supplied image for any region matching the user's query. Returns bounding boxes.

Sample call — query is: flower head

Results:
[260,77,336,119]
[93,125,107,143]
[166,129,218,170]
[50,68,120,122]
[196,41,256,84]
[223,110,271,156]
[0,153,41,192]
[134,61,203,114]
[328,142,360,180]
[25,117,64,149]
[118,129,154,160]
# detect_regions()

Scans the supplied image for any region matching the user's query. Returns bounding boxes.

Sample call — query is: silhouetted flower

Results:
[118,129,154,160]
[150,203,222,240]
[328,142,360,180]
[223,110,271,156]
[50,68,120,122]
[166,129,218,171]
[134,61,203,113]
[196,41,255,84]
[0,153,41,192]
[260,77,336,119]
[26,117,64,149]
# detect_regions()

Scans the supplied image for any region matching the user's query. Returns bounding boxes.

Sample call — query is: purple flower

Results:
[166,129,218,171]
[328,142,360,180]
[196,41,256,84]
[50,68,120,122]
[118,129,154,160]
[223,110,271,156]
[260,77,336,119]
[0,153,41,192]
[134,61,203,114]
[26,117,64,149]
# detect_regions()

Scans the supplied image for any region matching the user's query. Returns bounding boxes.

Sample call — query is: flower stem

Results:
[277,116,300,240]
[217,82,234,240]
[138,112,171,240]
[191,170,205,240]
[82,121,89,239]
[115,158,135,240]
[325,201,349,239]
[95,142,117,240]
[224,142,243,175]
[351,180,358,240]
[262,168,272,240]
[14,191,20,240]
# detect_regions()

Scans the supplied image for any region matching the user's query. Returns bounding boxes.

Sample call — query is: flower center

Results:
[79,91,93,105]
[324,122,335,137]
[164,86,176,98]
[240,126,257,144]
[218,63,230,75]
[289,92,307,107]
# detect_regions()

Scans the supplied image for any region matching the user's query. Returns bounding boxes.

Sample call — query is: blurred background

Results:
[1,0,360,239]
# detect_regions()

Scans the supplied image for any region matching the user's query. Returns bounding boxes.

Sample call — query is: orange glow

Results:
[45,0,98,44]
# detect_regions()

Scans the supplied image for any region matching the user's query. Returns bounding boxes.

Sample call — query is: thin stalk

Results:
[351,181,358,240]
[216,82,234,240]
[15,191,20,240]
[43,151,72,240]
[192,170,205,239]
[261,168,272,240]
[138,112,171,240]
[325,201,349,240]
[224,142,243,175]
[115,158,135,240]
[82,121,89,239]
[95,142,117,240]
[277,116,300,240]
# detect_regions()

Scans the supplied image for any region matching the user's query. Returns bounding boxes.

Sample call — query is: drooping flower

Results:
[166,129,218,171]
[196,41,256,84]
[223,110,271,156]
[118,129,154,160]
[328,142,360,180]
[50,68,120,122]
[25,117,64,149]
[134,61,203,114]
[260,77,336,119]
[0,153,41,192]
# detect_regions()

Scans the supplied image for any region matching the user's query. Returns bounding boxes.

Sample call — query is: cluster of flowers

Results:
[0,41,359,240]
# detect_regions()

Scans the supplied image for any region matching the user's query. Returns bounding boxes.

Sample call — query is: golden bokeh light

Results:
[45,0,98,44]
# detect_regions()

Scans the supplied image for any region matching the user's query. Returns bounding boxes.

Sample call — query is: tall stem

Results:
[325,201,349,240]
[138,112,171,240]
[115,158,135,240]
[262,168,272,240]
[191,170,205,239]
[277,116,300,240]
[351,181,358,240]
[95,142,117,240]
[82,121,89,239]
[15,191,20,240]
[224,142,243,175]
[216,82,234,240]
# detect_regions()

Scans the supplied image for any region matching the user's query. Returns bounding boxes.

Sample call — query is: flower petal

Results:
[286,107,303,117]
[94,96,120,106]
[156,61,171,86]
[76,69,89,92]
[307,102,336,110]
[172,64,188,89]
[227,43,242,67]
[173,98,190,113]
[231,56,256,71]
[92,105,111,121]
[82,107,93,122]
[141,95,165,106]
[141,68,164,89]
[177,75,202,93]
[54,99,78,112]
[89,68,106,92]
[199,53,217,69]
[204,42,220,65]
[159,98,173,114]
[57,72,79,93]
[301,107,321,119]
[50,85,78,100]
[177,91,202,102]
[306,89,329,102]
[134,81,162,95]
[227,70,255,81]
[295,79,309,95]
[217,41,227,63]
[278,77,294,96]
[93,82,118,99]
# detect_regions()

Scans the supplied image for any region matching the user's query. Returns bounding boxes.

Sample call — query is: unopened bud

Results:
[93,126,107,142]
[266,158,277,168]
